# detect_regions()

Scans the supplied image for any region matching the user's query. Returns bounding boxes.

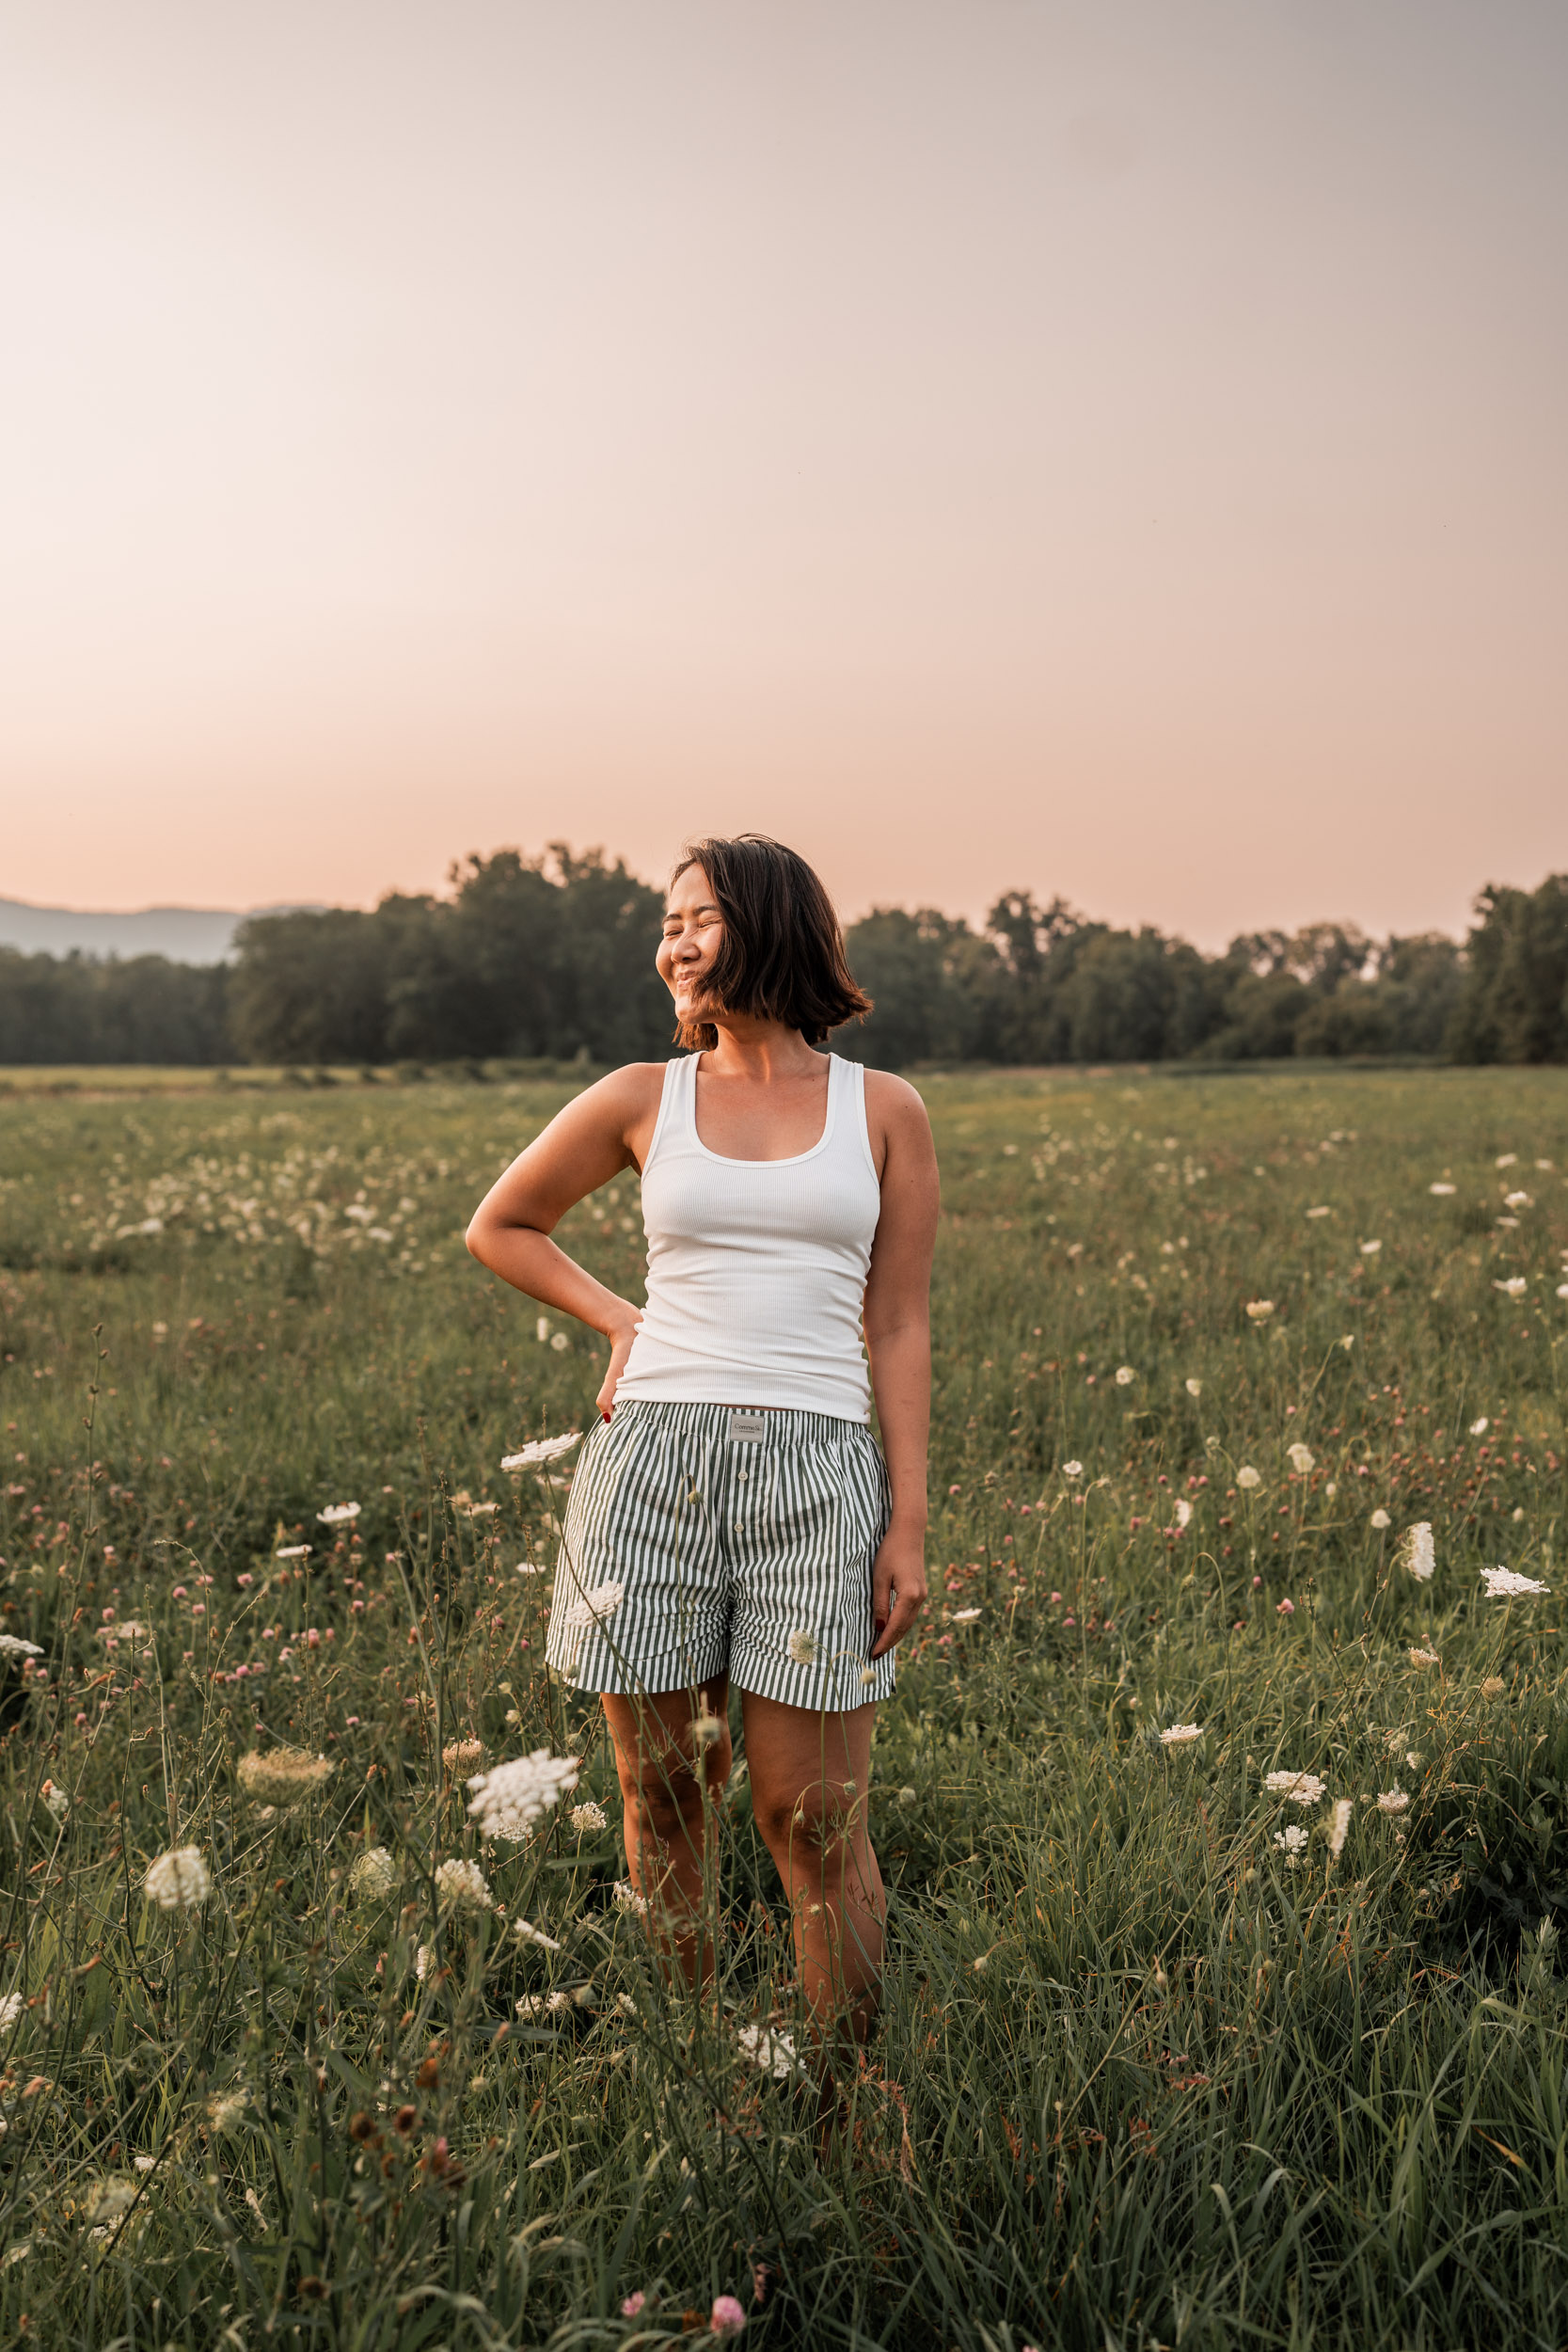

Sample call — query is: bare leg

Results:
[602,1679,731,1989]
[742,1692,885,2051]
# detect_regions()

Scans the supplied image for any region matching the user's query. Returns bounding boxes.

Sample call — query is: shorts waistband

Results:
[607,1397,871,1449]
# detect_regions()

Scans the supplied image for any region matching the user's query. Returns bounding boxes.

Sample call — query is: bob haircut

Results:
[669,834,872,1051]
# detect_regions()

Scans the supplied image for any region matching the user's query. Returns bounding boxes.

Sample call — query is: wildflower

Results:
[205,2090,249,2136]
[1398,1522,1435,1582]
[414,1945,433,1980]
[434,1858,493,1910]
[1287,1443,1315,1475]
[1173,1497,1192,1528]
[1469,1417,1489,1436]
[711,2295,748,2338]
[1328,1798,1354,1859]
[40,1782,68,1823]
[513,1917,562,1950]
[736,2023,805,2080]
[1359,1239,1382,1255]
[612,1880,649,1915]
[467,1752,579,1841]
[1273,1824,1308,1865]
[1496,1152,1517,1168]
[1481,1676,1506,1697]
[1408,1647,1440,1668]
[143,1847,212,1909]
[1504,1189,1530,1209]
[275,1543,311,1559]
[952,1607,981,1624]
[1494,1278,1528,1298]
[1264,1771,1325,1806]
[237,1747,334,1806]
[1429,1182,1456,1196]
[785,1629,819,1666]
[1370,1509,1391,1530]
[1307,1204,1331,1219]
[1481,1565,1549,1597]
[621,2295,647,2319]
[1185,1377,1202,1397]
[897,1786,917,1804]
[1160,1724,1202,1746]
[1061,1461,1084,1480]
[1244,1300,1275,1323]
[1115,1365,1135,1387]
[500,1432,583,1470]
[349,1847,397,1899]
[0,1992,23,2031]
[441,1739,487,1773]
[568,1800,608,1834]
[0,1635,43,1661]
[550,1332,569,1352]
[1376,1788,1409,1816]
[693,1709,725,1745]
[84,2179,136,2226]
[1275,1597,1295,1616]
[559,1580,625,1632]
[316,1502,360,1524]
[1339,1333,1355,1351]
[535,1315,552,1343]
[1236,1466,1261,1490]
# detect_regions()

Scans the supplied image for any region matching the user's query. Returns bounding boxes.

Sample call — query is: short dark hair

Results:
[669,834,872,1050]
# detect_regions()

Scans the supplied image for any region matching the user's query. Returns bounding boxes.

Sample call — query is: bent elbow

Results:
[464,1216,489,1263]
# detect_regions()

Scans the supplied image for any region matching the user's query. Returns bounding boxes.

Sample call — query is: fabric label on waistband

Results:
[726,1412,768,1442]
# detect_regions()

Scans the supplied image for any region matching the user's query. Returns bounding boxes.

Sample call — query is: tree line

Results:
[3,849,1565,1070]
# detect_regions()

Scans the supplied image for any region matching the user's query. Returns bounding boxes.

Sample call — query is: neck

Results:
[699,1018,821,1083]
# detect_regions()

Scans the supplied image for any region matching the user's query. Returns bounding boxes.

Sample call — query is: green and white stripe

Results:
[545,1398,895,1711]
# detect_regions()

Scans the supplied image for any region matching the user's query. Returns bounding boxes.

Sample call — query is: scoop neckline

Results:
[687,1051,839,1168]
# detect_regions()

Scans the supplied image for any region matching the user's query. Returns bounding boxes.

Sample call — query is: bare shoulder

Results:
[534,1060,667,1152]
[862,1067,933,1134]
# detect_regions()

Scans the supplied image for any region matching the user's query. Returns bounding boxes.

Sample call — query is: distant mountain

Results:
[0,898,324,965]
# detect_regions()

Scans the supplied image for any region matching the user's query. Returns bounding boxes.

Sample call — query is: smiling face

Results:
[657,862,725,1025]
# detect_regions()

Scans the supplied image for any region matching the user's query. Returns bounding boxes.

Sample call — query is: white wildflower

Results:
[1185,1377,1202,1397]
[1061,1461,1084,1480]
[1481,1565,1549,1598]
[1399,1522,1435,1582]
[1408,1646,1440,1668]
[466,1750,580,1842]
[275,1544,311,1560]
[1244,1299,1275,1323]
[1236,1466,1261,1490]
[1264,1771,1326,1806]
[40,1783,68,1823]
[1173,1497,1192,1528]
[84,2179,136,2226]
[204,2090,249,2136]
[434,1858,492,1911]
[1306,1205,1331,1219]
[1160,1724,1202,1746]
[1359,1239,1382,1255]
[1328,1798,1354,1859]
[736,2023,805,2081]
[1429,1182,1456,1196]
[0,1635,43,1660]
[1273,1824,1309,1865]
[785,1629,819,1666]
[0,1991,23,2030]
[568,1800,608,1834]
[237,1747,334,1806]
[414,1944,433,1980]
[1469,1417,1489,1436]
[348,1847,397,1900]
[500,1432,583,1470]
[1496,1152,1518,1168]
[1287,1443,1315,1475]
[952,1607,981,1624]
[316,1502,360,1524]
[612,1880,649,1915]
[1504,1190,1530,1209]
[1376,1788,1409,1816]
[1494,1278,1528,1299]
[1114,1365,1135,1387]
[1370,1509,1391,1530]
[143,1847,212,1910]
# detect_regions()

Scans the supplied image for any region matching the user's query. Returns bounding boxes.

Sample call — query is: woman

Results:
[466,834,938,2055]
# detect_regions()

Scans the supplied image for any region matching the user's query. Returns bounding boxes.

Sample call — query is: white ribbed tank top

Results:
[614,1051,882,1422]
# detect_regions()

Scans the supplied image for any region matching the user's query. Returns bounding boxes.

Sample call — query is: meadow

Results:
[2,1059,1567,2352]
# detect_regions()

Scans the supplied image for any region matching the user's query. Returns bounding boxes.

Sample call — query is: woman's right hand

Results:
[594,1305,642,1422]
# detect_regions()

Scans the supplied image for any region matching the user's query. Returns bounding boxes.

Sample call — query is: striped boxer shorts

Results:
[544,1398,895,1710]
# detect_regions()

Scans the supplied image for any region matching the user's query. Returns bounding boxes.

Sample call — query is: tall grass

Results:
[1,1064,1565,2348]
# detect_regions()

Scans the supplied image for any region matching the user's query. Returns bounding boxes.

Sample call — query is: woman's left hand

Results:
[869,1525,927,1661]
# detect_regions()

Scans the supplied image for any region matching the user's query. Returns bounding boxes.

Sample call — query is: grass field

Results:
[2,1062,1567,2351]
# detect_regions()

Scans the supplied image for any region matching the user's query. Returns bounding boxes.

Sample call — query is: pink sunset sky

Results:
[4,1,1565,948]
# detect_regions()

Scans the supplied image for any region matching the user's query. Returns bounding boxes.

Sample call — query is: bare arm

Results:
[465,1064,663,1418]
[862,1073,940,1660]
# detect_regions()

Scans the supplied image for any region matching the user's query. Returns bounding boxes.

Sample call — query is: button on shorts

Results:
[544,1398,895,1710]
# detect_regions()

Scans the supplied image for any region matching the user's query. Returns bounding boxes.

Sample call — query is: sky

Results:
[4,1,1566,949]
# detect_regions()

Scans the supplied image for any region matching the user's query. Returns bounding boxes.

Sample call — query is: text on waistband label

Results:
[726,1412,768,1442]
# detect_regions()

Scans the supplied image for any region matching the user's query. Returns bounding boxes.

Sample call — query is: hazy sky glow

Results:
[5,1,1566,946]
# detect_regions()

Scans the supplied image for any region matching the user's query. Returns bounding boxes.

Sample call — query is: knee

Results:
[615,1724,730,1841]
[756,1776,857,1861]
